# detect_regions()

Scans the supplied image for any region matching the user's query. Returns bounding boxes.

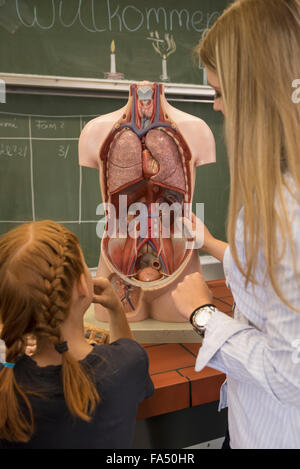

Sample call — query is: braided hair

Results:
[0,221,99,442]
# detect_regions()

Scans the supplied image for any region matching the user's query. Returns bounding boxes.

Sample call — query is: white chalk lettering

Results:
[58,0,81,28]
[107,0,122,32]
[15,0,221,34]
[16,0,55,29]
[0,119,18,129]
[191,11,204,32]
[122,5,144,33]
[0,143,28,158]
[35,119,57,131]
[58,144,70,159]
[170,8,190,31]
[146,7,167,31]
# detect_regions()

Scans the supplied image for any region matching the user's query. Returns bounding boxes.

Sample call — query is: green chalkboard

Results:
[0,0,230,86]
[0,92,229,268]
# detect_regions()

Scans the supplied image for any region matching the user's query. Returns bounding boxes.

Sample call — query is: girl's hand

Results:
[172,272,214,321]
[25,335,36,356]
[92,277,123,314]
[93,278,133,342]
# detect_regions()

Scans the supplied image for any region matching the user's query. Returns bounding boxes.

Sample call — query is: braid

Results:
[33,233,100,422]
[34,236,70,346]
[0,221,100,442]
[0,308,34,442]
[4,338,25,364]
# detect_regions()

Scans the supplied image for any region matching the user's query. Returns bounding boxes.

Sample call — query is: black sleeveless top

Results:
[0,338,154,449]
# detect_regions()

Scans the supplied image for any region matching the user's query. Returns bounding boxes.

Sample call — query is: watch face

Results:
[194,309,212,328]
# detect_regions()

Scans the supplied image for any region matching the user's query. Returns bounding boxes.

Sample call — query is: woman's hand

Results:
[192,213,215,254]
[180,213,214,252]
[92,277,123,315]
[172,272,214,321]
[183,213,228,262]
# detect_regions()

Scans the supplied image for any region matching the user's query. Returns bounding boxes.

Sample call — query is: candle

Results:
[203,67,208,85]
[161,56,168,81]
[0,79,5,104]
[110,40,116,74]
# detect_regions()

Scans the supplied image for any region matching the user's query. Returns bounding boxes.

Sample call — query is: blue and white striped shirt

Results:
[196,174,300,449]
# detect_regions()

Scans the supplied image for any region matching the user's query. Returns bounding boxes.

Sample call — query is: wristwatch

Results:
[189,304,217,337]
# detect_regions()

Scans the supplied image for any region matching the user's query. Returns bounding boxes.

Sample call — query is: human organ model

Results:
[79,82,216,322]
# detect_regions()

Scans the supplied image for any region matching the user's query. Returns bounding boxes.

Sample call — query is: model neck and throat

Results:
[119,81,173,137]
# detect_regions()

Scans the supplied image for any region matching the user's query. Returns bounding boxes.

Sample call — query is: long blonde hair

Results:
[0,221,99,442]
[198,0,300,308]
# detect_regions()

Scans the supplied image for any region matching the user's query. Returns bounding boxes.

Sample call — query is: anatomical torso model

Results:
[79,81,216,322]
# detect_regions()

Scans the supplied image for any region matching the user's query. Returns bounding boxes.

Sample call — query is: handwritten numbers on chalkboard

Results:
[0,142,28,159]
[58,144,70,159]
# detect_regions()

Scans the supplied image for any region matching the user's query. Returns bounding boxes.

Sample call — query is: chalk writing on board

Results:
[0,119,18,129]
[0,143,27,158]
[0,112,100,227]
[34,119,65,131]
[15,0,221,34]
[58,144,70,159]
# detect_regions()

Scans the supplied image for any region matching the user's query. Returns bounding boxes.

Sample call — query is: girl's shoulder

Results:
[83,338,149,375]
[84,339,154,398]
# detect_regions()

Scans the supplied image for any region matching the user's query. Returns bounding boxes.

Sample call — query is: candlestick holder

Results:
[149,31,176,82]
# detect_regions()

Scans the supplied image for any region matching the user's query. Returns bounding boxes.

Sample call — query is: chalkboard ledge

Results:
[0,73,215,99]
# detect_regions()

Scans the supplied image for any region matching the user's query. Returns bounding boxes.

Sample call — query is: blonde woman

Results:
[172,0,300,449]
[0,221,153,448]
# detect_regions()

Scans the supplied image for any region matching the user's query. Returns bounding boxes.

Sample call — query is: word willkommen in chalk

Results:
[16,0,220,34]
